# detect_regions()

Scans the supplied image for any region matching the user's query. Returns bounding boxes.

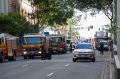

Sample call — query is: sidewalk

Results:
[110,56,115,79]
[101,51,115,79]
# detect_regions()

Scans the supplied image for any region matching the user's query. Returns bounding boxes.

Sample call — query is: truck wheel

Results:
[9,54,16,61]
[24,56,27,59]
[48,54,51,60]
[41,56,45,60]
[64,50,66,54]
[13,54,16,61]
[0,54,4,63]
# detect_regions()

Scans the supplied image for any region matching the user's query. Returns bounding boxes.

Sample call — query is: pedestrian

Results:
[100,42,104,55]
[113,43,117,55]
[70,42,73,52]
[109,40,113,52]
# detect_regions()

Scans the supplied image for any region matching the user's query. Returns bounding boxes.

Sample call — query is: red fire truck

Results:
[49,34,67,54]
[0,33,20,63]
[22,34,51,60]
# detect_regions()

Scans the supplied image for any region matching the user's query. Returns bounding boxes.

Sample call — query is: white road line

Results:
[47,72,55,77]
[22,64,28,67]
[65,64,70,67]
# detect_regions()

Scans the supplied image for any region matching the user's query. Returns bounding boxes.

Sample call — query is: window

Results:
[76,44,92,49]
[24,37,43,44]
[50,37,62,43]
[0,37,4,45]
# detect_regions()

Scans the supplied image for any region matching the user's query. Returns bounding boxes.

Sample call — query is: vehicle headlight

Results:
[23,51,27,54]
[38,51,42,54]
[73,51,79,54]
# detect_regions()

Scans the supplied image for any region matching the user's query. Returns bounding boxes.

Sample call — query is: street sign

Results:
[44,32,49,36]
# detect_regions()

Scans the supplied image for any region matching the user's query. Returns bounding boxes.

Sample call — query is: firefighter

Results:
[99,42,104,55]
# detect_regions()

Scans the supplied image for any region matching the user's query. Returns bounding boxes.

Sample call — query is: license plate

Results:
[30,51,34,53]
[80,55,86,57]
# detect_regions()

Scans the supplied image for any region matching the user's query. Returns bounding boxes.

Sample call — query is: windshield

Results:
[50,37,62,43]
[101,42,108,45]
[66,40,71,44]
[0,37,4,45]
[76,44,92,49]
[0,38,2,45]
[24,37,44,44]
[95,38,108,42]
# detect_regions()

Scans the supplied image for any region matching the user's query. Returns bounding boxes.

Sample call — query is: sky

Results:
[74,10,110,39]
[43,10,111,38]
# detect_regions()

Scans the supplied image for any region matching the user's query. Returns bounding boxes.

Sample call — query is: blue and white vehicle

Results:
[72,43,95,62]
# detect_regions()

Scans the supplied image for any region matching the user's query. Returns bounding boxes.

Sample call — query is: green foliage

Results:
[72,0,113,11]
[72,31,79,37]
[0,13,34,36]
[32,0,74,30]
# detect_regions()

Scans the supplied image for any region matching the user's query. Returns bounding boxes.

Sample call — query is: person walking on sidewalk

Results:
[113,43,117,55]
[100,42,104,55]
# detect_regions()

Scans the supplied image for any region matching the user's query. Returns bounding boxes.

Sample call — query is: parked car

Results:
[72,43,95,62]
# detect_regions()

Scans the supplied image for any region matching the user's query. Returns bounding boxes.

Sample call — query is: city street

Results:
[0,50,108,79]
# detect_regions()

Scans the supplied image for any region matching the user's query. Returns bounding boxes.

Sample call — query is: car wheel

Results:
[73,58,77,62]
[41,55,46,60]
[91,58,95,62]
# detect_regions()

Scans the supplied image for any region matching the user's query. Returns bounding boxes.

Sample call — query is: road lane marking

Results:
[47,72,55,77]
[65,64,70,67]
[22,64,28,67]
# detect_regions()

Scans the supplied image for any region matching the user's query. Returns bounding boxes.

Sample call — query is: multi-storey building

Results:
[19,0,36,24]
[0,0,20,13]
[0,0,8,13]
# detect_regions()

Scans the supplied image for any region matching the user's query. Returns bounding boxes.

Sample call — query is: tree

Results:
[31,0,74,31]
[31,0,113,35]
[0,13,34,36]
[71,0,115,38]
[72,0,113,29]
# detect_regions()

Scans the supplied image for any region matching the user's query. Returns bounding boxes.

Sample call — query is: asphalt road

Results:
[0,50,108,79]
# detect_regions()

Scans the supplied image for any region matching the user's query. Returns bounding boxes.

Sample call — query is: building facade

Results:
[0,0,9,13]
[19,0,36,24]
[116,0,120,60]
[0,0,20,13]
[114,0,120,79]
